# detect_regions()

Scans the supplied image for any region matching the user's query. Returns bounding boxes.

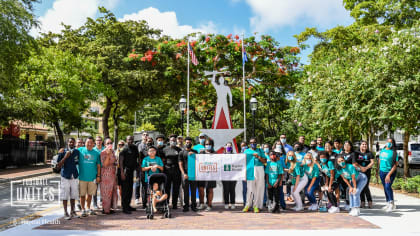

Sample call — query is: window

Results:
[410,144,420,151]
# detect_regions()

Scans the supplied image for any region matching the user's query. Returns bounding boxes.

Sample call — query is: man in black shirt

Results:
[179,137,198,212]
[135,132,148,205]
[118,136,139,214]
[163,134,182,209]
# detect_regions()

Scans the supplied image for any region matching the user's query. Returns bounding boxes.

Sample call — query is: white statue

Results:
[205,71,233,129]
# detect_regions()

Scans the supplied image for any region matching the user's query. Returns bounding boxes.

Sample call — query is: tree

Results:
[0,0,38,125]
[19,46,100,147]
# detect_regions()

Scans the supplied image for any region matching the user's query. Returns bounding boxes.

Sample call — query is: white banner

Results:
[195,154,246,181]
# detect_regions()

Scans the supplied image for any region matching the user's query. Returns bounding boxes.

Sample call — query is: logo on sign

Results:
[224,164,231,171]
[199,162,217,172]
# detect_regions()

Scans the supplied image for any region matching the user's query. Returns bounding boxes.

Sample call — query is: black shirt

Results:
[163,145,181,170]
[120,144,139,170]
[354,151,374,168]
[342,151,356,164]
[178,149,197,174]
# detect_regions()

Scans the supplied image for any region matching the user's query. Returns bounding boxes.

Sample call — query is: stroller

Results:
[146,173,171,219]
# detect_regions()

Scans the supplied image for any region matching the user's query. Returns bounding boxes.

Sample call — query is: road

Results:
[0,173,61,231]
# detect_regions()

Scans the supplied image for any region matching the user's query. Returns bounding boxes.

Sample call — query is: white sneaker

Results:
[224,204,229,210]
[197,203,205,210]
[64,213,71,220]
[391,202,397,210]
[135,199,140,205]
[205,206,212,212]
[294,207,304,212]
[311,204,318,211]
[291,206,297,211]
[385,204,394,213]
[349,208,357,216]
[356,207,361,216]
[231,205,236,210]
[382,202,390,210]
[328,206,340,213]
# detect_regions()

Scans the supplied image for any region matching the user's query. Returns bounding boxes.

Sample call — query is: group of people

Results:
[56,132,398,219]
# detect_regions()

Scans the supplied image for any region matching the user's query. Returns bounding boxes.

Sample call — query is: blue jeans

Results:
[350,173,368,208]
[305,177,320,204]
[242,181,247,205]
[380,170,397,202]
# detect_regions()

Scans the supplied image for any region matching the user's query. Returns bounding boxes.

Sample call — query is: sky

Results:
[30,0,354,64]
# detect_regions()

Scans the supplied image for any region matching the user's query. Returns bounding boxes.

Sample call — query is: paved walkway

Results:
[0,186,419,235]
[0,166,51,183]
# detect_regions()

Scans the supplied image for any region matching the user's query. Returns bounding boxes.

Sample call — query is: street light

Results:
[250,95,258,138]
[179,94,187,136]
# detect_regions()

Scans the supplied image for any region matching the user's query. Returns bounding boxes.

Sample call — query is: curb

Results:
[0,169,53,184]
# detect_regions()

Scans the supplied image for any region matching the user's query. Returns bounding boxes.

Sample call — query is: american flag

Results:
[188,43,198,66]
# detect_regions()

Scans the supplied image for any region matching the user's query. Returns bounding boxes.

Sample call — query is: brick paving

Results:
[35,204,379,230]
[0,166,51,181]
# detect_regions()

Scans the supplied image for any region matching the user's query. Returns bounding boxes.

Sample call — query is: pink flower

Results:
[294,120,297,123]
[298,122,302,127]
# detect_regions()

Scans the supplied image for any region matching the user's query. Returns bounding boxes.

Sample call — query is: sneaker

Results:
[81,210,88,217]
[231,205,236,210]
[385,204,394,213]
[242,206,250,212]
[135,199,140,205]
[204,206,212,212]
[197,203,205,210]
[356,207,361,216]
[349,208,357,216]
[71,212,80,218]
[294,207,304,212]
[311,204,318,211]
[254,207,260,213]
[391,201,396,210]
[382,202,390,210]
[64,213,71,220]
[328,206,340,213]
[224,204,229,210]
[93,204,99,210]
[89,209,97,215]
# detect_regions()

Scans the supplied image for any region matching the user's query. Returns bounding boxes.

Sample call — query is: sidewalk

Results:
[0,165,52,184]
[0,186,419,235]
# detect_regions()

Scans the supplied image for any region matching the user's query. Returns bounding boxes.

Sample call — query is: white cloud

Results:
[31,0,120,37]
[120,7,217,39]
[245,0,353,32]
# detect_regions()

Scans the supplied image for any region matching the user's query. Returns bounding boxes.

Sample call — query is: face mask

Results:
[287,156,294,161]
[185,143,192,149]
[241,147,247,152]
[250,143,257,149]
[205,145,212,151]
[170,141,176,146]
[294,147,302,152]
[387,142,392,148]
[147,142,152,147]
[264,148,269,153]
[226,146,233,153]
[306,160,312,165]
[339,162,346,167]
[310,145,316,150]
[199,139,205,145]
[280,138,286,144]
[320,158,327,164]
[157,141,164,146]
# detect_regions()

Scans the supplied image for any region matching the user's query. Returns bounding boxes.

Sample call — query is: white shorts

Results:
[60,177,79,200]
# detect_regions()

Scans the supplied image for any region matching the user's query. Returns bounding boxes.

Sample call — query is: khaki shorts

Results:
[79,180,97,196]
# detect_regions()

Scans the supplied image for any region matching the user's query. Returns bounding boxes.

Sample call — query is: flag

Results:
[242,43,248,65]
[188,43,198,66]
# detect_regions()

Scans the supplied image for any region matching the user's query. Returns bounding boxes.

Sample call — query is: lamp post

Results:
[250,95,258,138]
[179,94,187,137]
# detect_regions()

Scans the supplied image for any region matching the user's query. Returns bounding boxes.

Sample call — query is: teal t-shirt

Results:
[265,160,284,186]
[295,152,306,163]
[78,147,101,182]
[333,149,342,154]
[287,162,304,185]
[379,149,398,172]
[192,144,205,153]
[340,163,359,180]
[303,163,320,179]
[320,160,335,178]
[316,146,325,151]
[244,148,266,166]
[141,156,163,182]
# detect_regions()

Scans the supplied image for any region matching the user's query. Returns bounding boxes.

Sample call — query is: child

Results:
[317,151,340,213]
[265,151,284,213]
[151,182,168,213]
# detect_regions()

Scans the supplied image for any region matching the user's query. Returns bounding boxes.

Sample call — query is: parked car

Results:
[51,154,60,173]
[397,142,420,167]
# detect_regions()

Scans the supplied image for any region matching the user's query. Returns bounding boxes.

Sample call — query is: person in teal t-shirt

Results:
[303,153,320,211]
[378,138,399,212]
[336,155,367,216]
[242,138,266,213]
[265,151,283,213]
[317,151,340,213]
[285,150,307,211]
[141,146,164,183]
[192,133,206,153]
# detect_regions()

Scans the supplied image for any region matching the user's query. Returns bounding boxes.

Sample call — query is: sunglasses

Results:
[106,142,113,145]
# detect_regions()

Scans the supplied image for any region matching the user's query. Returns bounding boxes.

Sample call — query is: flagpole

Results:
[241,34,246,141]
[187,39,190,136]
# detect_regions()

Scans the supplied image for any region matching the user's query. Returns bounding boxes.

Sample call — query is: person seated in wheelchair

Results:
[152,182,168,213]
